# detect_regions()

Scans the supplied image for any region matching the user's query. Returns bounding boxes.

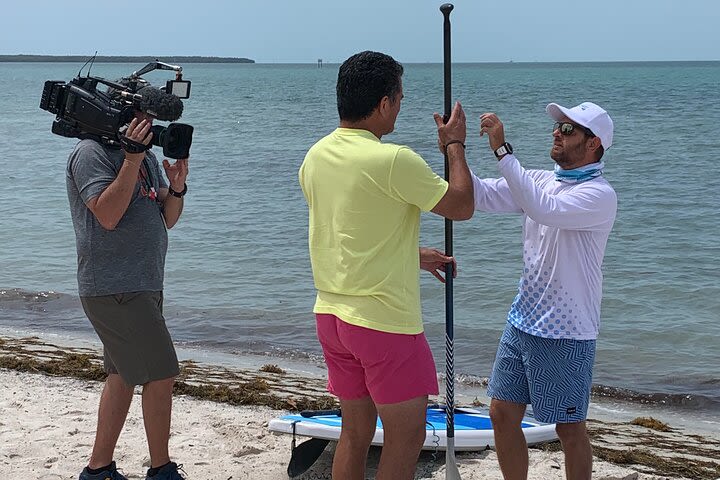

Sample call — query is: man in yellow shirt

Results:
[299,51,474,480]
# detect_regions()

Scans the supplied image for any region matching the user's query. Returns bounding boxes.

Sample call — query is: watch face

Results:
[495,143,512,157]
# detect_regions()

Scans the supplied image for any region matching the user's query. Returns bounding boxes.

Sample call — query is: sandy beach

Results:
[1,336,719,480]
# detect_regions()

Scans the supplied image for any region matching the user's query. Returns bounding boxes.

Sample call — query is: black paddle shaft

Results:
[440,1,456,441]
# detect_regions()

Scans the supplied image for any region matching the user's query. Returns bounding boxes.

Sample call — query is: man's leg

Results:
[316,315,436,480]
[315,314,376,480]
[556,421,592,480]
[489,398,528,480]
[142,376,176,469]
[332,396,377,480]
[81,293,180,472]
[88,373,134,469]
[375,395,428,480]
[486,325,533,480]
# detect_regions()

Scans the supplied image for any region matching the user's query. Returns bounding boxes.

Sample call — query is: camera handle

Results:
[130,61,190,99]
[131,61,183,80]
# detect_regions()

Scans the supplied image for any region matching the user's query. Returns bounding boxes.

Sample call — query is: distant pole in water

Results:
[317,59,323,68]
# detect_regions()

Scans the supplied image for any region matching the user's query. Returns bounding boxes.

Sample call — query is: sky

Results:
[1,0,718,63]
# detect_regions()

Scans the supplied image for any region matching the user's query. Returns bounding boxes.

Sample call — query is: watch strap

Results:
[168,183,187,198]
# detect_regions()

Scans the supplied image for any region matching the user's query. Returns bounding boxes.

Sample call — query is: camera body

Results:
[41,77,134,141]
[40,61,194,159]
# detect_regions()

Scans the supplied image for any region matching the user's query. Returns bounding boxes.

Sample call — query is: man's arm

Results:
[430,102,474,221]
[85,118,151,230]
[157,188,184,229]
[471,172,523,214]
[158,157,189,229]
[498,155,617,230]
[480,112,616,229]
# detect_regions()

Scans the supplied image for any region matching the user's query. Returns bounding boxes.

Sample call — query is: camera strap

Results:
[138,158,159,202]
[120,135,148,154]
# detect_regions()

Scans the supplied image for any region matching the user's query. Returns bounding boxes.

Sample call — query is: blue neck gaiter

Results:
[554,161,604,184]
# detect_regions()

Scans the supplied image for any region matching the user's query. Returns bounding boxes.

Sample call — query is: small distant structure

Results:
[317,58,323,68]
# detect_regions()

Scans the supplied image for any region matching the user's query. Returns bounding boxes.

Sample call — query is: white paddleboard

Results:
[269,406,557,451]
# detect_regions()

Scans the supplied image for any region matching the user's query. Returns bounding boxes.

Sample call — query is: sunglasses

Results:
[553,122,595,137]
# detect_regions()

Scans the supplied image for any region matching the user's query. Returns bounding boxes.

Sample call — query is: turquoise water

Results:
[0,61,718,411]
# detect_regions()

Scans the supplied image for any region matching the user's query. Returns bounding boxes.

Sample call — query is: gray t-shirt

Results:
[66,140,169,296]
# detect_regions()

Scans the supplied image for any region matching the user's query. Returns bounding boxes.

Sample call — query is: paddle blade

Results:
[287,437,330,478]
[445,437,462,480]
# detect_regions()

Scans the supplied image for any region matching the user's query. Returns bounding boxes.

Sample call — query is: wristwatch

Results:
[494,142,513,159]
[168,183,188,198]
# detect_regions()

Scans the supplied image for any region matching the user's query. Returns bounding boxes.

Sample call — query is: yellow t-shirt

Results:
[299,128,449,334]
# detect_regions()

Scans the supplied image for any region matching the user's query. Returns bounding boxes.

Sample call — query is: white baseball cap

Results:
[546,101,614,150]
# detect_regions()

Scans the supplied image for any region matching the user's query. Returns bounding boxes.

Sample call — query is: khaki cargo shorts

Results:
[80,291,180,386]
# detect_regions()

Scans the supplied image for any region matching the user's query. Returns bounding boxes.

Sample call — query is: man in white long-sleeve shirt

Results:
[474,102,617,480]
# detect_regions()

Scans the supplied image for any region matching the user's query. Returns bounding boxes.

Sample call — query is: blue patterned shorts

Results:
[487,323,596,424]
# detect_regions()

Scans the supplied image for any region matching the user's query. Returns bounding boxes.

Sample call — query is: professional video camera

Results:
[40,59,194,159]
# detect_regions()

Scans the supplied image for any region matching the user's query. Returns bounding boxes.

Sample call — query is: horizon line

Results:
[1,55,718,65]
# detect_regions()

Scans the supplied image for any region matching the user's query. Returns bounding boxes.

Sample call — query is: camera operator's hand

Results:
[162,157,189,193]
[122,118,153,165]
[160,157,189,229]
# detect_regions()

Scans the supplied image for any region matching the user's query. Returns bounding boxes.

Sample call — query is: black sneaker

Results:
[78,461,128,480]
[146,462,186,480]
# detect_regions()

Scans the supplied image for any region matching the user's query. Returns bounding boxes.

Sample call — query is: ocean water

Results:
[0,61,718,414]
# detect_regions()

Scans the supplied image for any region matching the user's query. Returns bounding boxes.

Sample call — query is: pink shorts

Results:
[316,313,439,404]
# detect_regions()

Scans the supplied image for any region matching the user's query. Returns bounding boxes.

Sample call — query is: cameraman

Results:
[66,92,189,480]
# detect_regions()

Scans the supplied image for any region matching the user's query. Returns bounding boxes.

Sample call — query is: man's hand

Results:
[433,101,466,154]
[479,112,506,152]
[420,247,457,283]
[122,118,153,165]
[162,157,189,192]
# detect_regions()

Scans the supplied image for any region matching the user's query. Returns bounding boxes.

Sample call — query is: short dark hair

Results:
[336,51,404,122]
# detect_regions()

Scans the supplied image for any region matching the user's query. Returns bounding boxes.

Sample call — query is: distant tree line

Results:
[0,55,254,63]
